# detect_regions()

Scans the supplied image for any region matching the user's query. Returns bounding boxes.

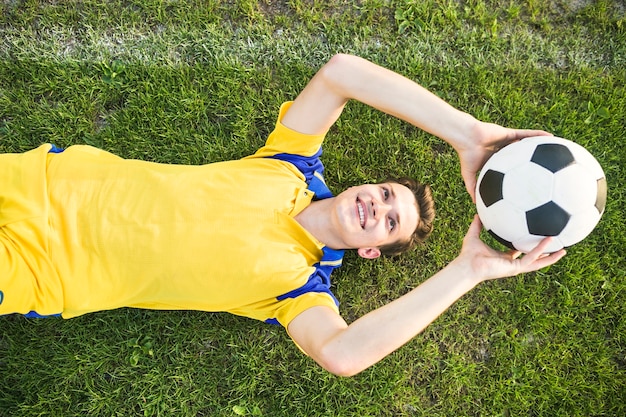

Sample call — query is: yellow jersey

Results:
[0,102,342,327]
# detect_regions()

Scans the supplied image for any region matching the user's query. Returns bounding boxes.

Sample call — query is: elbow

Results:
[321,53,353,74]
[317,53,361,95]
[315,344,363,377]
[319,358,360,378]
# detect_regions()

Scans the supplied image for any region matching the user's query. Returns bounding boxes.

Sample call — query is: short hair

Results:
[378,177,435,257]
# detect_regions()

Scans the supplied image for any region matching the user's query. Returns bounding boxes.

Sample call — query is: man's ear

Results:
[357,247,381,259]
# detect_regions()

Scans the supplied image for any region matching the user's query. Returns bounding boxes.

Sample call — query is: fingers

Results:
[461,167,477,202]
[508,250,522,260]
[465,178,477,202]
[527,236,555,257]
[513,129,554,141]
[466,215,482,238]
[521,237,566,271]
[528,249,566,270]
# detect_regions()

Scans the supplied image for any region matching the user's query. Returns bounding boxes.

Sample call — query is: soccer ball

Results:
[475,136,607,253]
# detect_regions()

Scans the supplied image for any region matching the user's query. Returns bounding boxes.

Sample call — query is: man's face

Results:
[330,182,419,256]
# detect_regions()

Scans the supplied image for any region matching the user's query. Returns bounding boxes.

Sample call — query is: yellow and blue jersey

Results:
[0,102,343,328]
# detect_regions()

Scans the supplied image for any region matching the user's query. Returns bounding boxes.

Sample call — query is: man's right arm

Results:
[281,54,552,199]
[281,53,477,140]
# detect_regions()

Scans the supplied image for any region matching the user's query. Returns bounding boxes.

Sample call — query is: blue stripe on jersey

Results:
[268,150,333,200]
[264,150,344,326]
[268,150,324,184]
[23,311,62,318]
[264,247,344,326]
[49,144,64,153]
[275,246,343,306]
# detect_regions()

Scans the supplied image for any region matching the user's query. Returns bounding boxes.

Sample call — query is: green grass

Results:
[1,0,625,416]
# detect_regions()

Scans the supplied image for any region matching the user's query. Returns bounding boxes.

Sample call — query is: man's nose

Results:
[373,200,391,219]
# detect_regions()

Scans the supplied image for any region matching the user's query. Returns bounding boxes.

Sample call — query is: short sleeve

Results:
[259,246,344,327]
[268,291,340,328]
[247,102,328,159]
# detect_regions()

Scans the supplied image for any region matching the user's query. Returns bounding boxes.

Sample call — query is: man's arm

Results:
[281,53,552,199]
[282,53,476,142]
[288,217,566,377]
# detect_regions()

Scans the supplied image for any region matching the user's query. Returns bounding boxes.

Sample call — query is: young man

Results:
[0,54,565,376]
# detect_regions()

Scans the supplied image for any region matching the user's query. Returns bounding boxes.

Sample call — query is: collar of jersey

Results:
[308,170,333,200]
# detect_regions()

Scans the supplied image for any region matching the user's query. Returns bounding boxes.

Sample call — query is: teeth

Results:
[357,201,365,228]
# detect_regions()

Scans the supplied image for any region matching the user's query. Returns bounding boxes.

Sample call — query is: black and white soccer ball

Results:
[475,136,607,253]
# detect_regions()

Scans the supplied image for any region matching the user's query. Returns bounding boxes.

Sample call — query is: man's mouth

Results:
[357,198,366,229]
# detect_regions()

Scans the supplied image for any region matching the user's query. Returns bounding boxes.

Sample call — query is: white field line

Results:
[0,23,622,70]
[0,24,333,66]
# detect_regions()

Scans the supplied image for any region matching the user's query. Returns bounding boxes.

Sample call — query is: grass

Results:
[1,0,625,416]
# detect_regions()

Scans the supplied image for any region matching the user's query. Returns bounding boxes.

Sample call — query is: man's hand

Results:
[456,122,553,201]
[454,215,567,283]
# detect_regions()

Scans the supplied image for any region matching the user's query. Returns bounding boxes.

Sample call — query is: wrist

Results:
[447,254,486,287]
[447,114,482,153]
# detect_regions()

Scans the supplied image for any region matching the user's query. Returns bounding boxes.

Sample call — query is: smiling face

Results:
[329,182,420,257]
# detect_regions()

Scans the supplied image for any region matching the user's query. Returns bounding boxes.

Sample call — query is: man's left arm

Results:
[288,216,566,377]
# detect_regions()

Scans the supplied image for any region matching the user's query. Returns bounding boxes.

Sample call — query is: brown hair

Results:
[378,177,435,257]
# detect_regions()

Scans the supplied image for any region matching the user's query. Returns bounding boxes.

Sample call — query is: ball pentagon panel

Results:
[525,201,570,236]
[530,143,575,173]
[478,169,505,207]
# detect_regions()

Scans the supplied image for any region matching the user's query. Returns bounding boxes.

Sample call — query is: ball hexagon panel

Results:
[481,140,539,173]
[564,139,607,180]
[512,234,566,254]
[488,230,515,250]
[477,199,528,244]
[552,164,598,213]
[558,206,602,246]
[502,162,554,211]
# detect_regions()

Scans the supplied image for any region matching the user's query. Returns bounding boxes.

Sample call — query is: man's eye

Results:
[389,218,396,231]
[383,188,390,200]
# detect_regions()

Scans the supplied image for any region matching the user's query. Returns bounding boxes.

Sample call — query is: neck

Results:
[294,198,344,250]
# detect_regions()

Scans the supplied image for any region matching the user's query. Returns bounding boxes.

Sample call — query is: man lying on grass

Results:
[0,54,565,376]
